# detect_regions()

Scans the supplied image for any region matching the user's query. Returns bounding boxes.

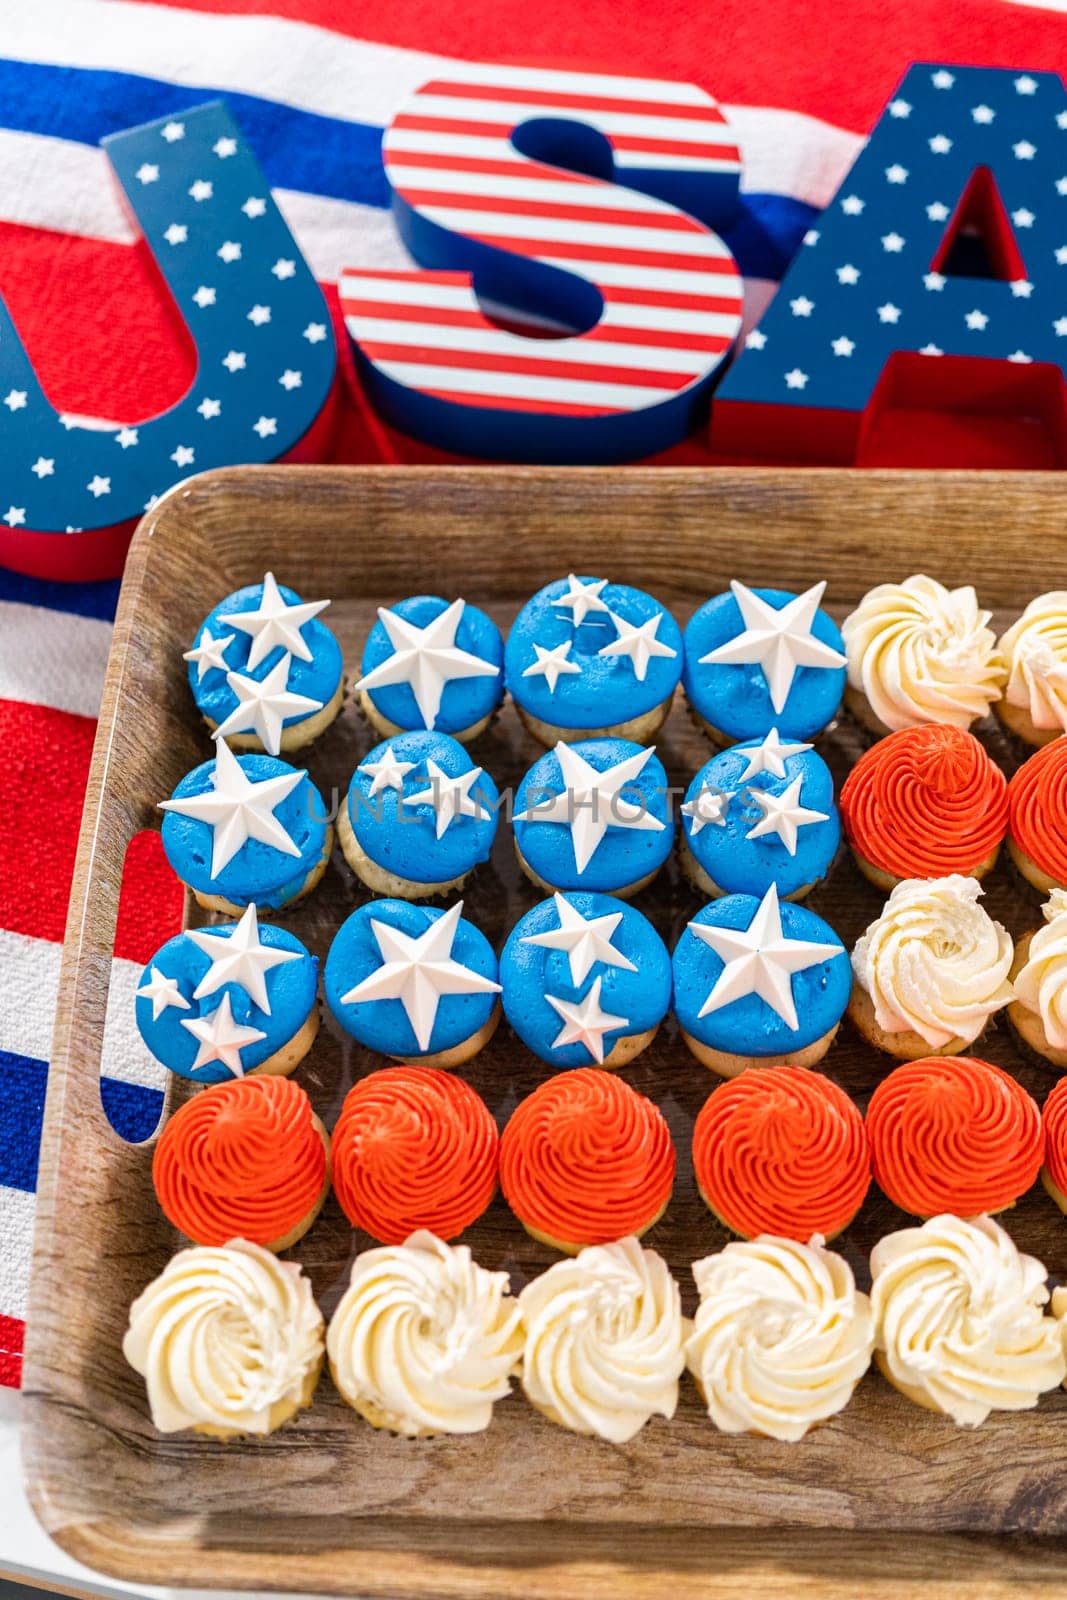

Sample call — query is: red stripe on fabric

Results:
[424,386,623,415]
[0,1314,24,1389]
[393,188,705,232]
[420,79,732,127]
[470,232,737,272]
[115,828,185,967]
[361,338,693,385]
[341,295,734,350]
[604,283,743,311]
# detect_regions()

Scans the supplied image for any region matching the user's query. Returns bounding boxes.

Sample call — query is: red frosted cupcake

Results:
[331,1065,498,1243]
[152,1075,331,1252]
[840,724,1008,891]
[1041,1076,1067,1213]
[499,1067,675,1254]
[1008,737,1067,894]
[691,1066,869,1241]
[867,1056,1043,1217]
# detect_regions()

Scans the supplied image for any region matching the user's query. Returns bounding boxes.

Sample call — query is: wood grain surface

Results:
[21,466,1067,1596]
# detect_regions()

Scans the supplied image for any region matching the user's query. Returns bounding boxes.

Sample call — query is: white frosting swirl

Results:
[327,1231,522,1436]
[1013,888,1067,1050]
[871,1214,1064,1426]
[518,1236,684,1442]
[851,874,1013,1047]
[998,592,1067,733]
[684,1235,873,1442]
[122,1238,324,1435]
[842,575,1004,730]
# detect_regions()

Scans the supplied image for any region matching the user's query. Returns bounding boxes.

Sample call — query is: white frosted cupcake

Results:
[871,1215,1065,1426]
[122,1239,324,1438]
[326,1231,523,1437]
[996,592,1067,747]
[518,1237,684,1443]
[842,575,1004,735]
[849,875,1013,1060]
[685,1235,873,1441]
[1009,888,1067,1070]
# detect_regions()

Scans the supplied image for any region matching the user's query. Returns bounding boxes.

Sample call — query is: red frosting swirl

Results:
[691,1067,870,1241]
[499,1067,675,1248]
[331,1065,498,1243]
[1041,1076,1067,1196]
[152,1075,327,1248]
[840,724,1008,879]
[1009,737,1067,885]
[867,1056,1043,1217]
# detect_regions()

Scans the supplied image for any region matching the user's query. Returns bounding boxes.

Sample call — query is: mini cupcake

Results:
[1010,889,1067,1069]
[865,1056,1043,1217]
[324,898,501,1068]
[996,592,1067,746]
[355,595,504,743]
[518,1238,684,1442]
[679,733,839,901]
[135,903,319,1083]
[839,724,1008,890]
[152,1075,330,1250]
[123,1239,324,1437]
[686,1235,874,1441]
[338,730,499,900]
[672,885,850,1075]
[512,738,673,898]
[505,575,682,746]
[159,735,332,915]
[1040,1076,1067,1212]
[327,1231,522,1436]
[690,1067,870,1240]
[331,1066,498,1242]
[849,875,1013,1060]
[184,571,343,755]
[870,1215,1065,1426]
[500,892,670,1069]
[683,580,846,745]
[499,1067,675,1254]
[1007,736,1067,893]
[841,574,1004,735]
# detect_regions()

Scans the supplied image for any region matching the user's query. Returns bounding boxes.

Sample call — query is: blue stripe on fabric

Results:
[0,564,120,620]
[100,1076,165,1145]
[0,1050,46,1192]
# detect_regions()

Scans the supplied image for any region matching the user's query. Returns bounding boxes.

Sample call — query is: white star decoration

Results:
[746,328,767,349]
[181,991,266,1078]
[521,892,637,987]
[187,902,299,1015]
[404,760,489,839]
[929,135,952,154]
[523,639,581,694]
[136,965,190,1020]
[965,309,989,330]
[841,195,864,215]
[171,445,195,467]
[272,258,296,279]
[1015,74,1038,94]
[87,475,110,497]
[927,202,950,222]
[700,580,845,714]
[213,137,237,158]
[217,240,242,263]
[552,574,611,628]
[221,570,329,669]
[4,390,27,411]
[243,196,267,218]
[198,398,221,419]
[932,69,955,88]
[192,286,216,308]
[31,458,54,479]
[279,369,302,390]
[189,179,213,202]
[877,303,901,324]
[1013,208,1035,229]
[882,232,905,252]
[1014,140,1037,160]
[784,368,808,389]
[688,884,842,1030]
[597,609,677,682]
[736,728,812,781]
[2,508,24,527]
[183,625,235,681]
[158,735,304,878]
[248,304,272,326]
[888,99,911,118]
[972,104,995,124]
[515,742,665,875]
[544,976,629,1065]
[886,164,908,184]
[115,427,139,448]
[161,121,185,143]
[831,336,855,357]
[790,296,814,316]
[163,224,188,246]
[222,350,246,372]
[136,163,159,184]
[359,744,416,796]
[356,599,499,729]
[253,416,277,438]
[837,264,860,285]
[339,900,501,1053]
[214,653,323,754]
[682,786,734,835]
[744,774,828,856]
[303,322,327,342]
[924,272,946,291]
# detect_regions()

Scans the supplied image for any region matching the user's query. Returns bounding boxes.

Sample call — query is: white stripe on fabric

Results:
[0,602,112,721]
[0,931,62,1065]
[0,1188,35,1323]
[102,959,170,1095]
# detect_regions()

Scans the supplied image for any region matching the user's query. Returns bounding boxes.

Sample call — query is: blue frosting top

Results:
[672,890,850,1057]
[505,575,683,728]
[160,748,329,907]
[134,918,318,1084]
[500,891,671,1067]
[682,583,846,742]
[346,730,500,885]
[512,737,674,893]
[682,736,840,899]
[358,595,504,735]
[187,574,343,736]
[324,898,501,1057]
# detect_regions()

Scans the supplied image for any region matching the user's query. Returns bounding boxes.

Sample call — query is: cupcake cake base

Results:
[847,982,972,1061]
[681,1022,841,1077]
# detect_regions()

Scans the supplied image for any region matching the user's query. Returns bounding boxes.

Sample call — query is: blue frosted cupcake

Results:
[355,595,504,743]
[159,736,333,915]
[325,899,502,1069]
[135,904,319,1084]
[184,571,344,755]
[683,580,846,745]
[680,730,840,902]
[337,730,500,899]
[672,885,850,1076]
[500,891,671,1069]
[513,738,673,898]
[505,574,682,745]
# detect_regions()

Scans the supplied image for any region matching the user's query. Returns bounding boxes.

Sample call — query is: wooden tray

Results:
[22,466,1067,1598]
